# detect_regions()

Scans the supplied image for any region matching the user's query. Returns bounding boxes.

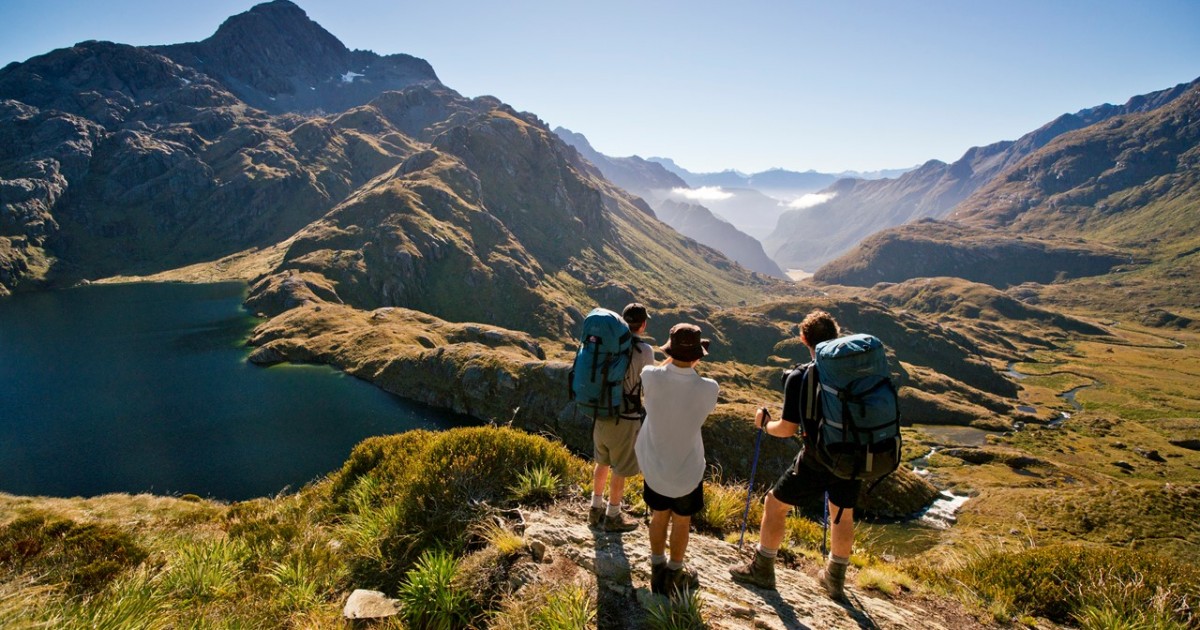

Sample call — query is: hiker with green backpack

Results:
[572,303,656,533]
[729,310,902,602]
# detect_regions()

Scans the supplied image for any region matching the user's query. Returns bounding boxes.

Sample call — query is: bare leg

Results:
[592,463,610,501]
[828,500,854,558]
[608,473,626,506]
[649,509,671,557]
[668,513,691,563]
[759,491,794,550]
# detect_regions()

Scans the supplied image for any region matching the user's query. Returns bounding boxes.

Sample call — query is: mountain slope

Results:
[655,200,786,277]
[0,1,780,320]
[553,127,785,278]
[553,126,686,194]
[815,79,1200,311]
[766,78,1200,272]
[244,91,777,337]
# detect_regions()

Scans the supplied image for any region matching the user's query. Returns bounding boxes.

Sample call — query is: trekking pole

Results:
[821,490,830,557]
[738,408,767,550]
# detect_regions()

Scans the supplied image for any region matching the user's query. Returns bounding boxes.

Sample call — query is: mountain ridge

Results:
[766,77,1200,272]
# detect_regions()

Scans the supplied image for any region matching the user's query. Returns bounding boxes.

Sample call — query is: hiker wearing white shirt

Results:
[635,323,719,596]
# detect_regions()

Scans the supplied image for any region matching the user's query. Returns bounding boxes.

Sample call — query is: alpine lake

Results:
[0,281,470,501]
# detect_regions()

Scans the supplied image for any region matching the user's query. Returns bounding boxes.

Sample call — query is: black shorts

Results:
[770,448,862,511]
[643,480,704,517]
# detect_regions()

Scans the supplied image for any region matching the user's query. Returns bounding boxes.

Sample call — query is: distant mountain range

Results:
[648,157,914,196]
[0,0,778,333]
[553,127,785,277]
[767,78,1200,273]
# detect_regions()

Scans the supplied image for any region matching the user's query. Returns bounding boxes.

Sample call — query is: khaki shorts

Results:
[593,416,641,477]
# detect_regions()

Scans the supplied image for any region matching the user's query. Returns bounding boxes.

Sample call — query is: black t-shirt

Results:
[782,362,820,465]
[781,362,818,441]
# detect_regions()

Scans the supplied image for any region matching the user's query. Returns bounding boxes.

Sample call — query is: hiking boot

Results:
[603,510,639,533]
[819,559,848,602]
[587,506,605,527]
[729,551,776,590]
[650,562,668,595]
[664,565,700,596]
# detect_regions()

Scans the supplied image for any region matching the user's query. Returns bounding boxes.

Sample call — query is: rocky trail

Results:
[519,505,990,629]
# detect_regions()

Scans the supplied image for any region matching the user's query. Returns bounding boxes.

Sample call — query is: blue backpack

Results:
[806,334,902,482]
[570,308,632,418]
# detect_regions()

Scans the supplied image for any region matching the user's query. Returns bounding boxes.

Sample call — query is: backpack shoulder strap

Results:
[804,364,819,422]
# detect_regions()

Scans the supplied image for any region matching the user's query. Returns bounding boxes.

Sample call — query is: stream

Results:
[1005,361,1095,422]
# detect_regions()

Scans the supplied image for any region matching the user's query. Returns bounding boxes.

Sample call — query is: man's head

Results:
[622,302,649,334]
[800,310,840,350]
[662,322,709,364]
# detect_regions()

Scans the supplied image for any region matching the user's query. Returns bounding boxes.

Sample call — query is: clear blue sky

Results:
[2,0,1198,173]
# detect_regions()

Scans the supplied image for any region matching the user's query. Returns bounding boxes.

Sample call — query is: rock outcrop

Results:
[521,507,988,629]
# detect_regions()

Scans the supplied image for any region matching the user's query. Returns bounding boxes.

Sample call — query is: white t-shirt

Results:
[634,363,719,498]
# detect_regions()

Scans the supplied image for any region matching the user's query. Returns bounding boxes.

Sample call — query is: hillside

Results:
[655,200,786,277]
[766,77,1199,272]
[554,127,786,278]
[0,1,783,328]
[815,78,1200,317]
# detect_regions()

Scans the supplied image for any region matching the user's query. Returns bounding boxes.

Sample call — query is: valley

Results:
[1,1,1198,627]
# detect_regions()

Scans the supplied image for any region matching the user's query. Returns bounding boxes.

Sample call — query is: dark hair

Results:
[800,310,839,346]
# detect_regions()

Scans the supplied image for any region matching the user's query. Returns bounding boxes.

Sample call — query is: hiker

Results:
[635,323,719,596]
[588,303,655,532]
[729,309,859,601]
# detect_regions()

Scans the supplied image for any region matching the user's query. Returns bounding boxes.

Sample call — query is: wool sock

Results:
[651,554,667,567]
[591,494,605,509]
[756,544,778,558]
[830,554,850,566]
[667,560,684,571]
[606,502,622,517]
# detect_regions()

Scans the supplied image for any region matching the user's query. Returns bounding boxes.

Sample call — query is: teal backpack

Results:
[570,308,632,419]
[806,333,902,482]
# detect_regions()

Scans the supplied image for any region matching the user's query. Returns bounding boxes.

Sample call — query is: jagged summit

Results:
[155,0,438,114]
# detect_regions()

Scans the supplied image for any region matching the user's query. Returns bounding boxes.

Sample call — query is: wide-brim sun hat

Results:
[661,323,710,362]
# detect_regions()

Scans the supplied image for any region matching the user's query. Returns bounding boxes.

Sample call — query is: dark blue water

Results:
[0,282,468,501]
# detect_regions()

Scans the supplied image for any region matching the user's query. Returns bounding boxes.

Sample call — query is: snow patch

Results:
[671,186,733,202]
[787,192,837,209]
[341,70,365,83]
[179,78,192,86]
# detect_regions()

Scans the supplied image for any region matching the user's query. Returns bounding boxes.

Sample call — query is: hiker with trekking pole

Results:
[729,310,902,602]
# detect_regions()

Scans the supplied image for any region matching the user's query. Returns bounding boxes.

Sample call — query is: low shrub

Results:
[0,513,148,594]
[337,427,585,586]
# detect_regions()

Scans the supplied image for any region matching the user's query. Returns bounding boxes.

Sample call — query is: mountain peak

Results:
[155,1,437,113]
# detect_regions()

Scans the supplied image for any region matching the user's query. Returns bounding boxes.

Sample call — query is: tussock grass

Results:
[696,476,759,535]
[489,580,597,630]
[530,583,595,628]
[856,565,917,596]
[160,538,246,604]
[508,464,563,506]
[397,549,477,630]
[477,520,525,557]
[910,544,1200,627]
[646,588,707,630]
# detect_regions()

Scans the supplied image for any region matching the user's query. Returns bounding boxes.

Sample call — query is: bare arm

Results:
[755,407,799,438]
